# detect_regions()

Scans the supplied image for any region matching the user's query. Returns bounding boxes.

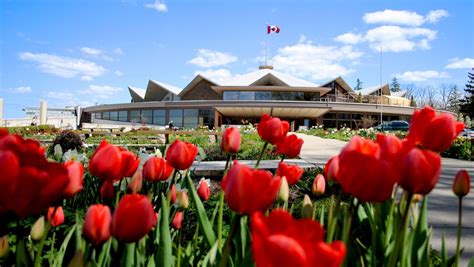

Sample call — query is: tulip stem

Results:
[177,230,182,267]
[217,191,225,248]
[255,142,269,168]
[220,214,240,267]
[388,192,412,267]
[455,197,463,267]
[33,222,51,267]
[280,155,285,163]
[224,154,231,171]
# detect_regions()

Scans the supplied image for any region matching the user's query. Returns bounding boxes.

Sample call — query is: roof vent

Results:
[258,65,274,70]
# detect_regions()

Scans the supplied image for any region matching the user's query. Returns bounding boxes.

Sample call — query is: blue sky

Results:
[1,0,473,118]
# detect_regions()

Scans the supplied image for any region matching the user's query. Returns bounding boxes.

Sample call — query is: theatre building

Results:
[82,67,415,130]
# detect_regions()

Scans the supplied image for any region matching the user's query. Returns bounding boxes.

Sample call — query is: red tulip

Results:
[251,209,346,267]
[83,204,112,245]
[312,174,326,196]
[47,207,65,227]
[257,114,290,145]
[197,178,211,201]
[171,211,184,230]
[452,170,470,197]
[221,161,281,214]
[0,133,69,218]
[128,171,143,194]
[276,162,304,185]
[407,106,464,152]
[165,140,198,170]
[275,134,304,158]
[221,127,241,154]
[142,157,174,182]
[324,156,339,182]
[111,194,157,242]
[100,181,115,199]
[376,134,402,162]
[169,184,177,203]
[89,140,123,182]
[120,150,140,178]
[63,160,84,198]
[399,146,441,195]
[337,136,398,202]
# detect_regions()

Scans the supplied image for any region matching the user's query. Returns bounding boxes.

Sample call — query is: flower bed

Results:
[0,107,471,266]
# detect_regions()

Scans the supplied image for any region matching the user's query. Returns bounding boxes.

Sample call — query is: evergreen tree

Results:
[390,77,401,92]
[447,85,461,113]
[354,79,363,91]
[459,69,474,117]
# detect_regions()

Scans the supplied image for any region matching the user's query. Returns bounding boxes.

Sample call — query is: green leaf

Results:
[157,193,172,267]
[468,256,474,267]
[52,224,76,267]
[202,241,219,266]
[186,175,216,247]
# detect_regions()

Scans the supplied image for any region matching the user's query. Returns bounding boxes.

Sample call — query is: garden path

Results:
[295,133,474,265]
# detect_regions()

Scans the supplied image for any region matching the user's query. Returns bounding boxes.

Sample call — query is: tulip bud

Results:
[54,144,63,161]
[197,178,211,201]
[31,216,46,241]
[169,184,177,203]
[0,235,9,258]
[453,170,470,198]
[277,177,289,202]
[301,194,313,219]
[177,191,189,209]
[67,250,84,267]
[48,206,65,227]
[171,211,184,230]
[128,171,143,193]
[221,127,241,154]
[412,194,423,203]
[100,181,115,199]
[312,174,326,196]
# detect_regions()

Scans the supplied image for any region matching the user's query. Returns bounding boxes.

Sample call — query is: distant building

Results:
[82,68,417,130]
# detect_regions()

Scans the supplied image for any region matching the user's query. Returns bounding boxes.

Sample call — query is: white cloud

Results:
[80,85,123,99]
[113,48,124,55]
[81,75,94,81]
[194,69,233,83]
[363,9,448,26]
[188,49,238,68]
[425,10,449,23]
[445,58,474,69]
[19,52,106,79]
[114,70,124,76]
[396,70,449,82]
[145,0,167,12]
[80,47,102,56]
[365,26,437,52]
[2,86,32,94]
[46,91,75,100]
[334,33,364,44]
[270,38,363,80]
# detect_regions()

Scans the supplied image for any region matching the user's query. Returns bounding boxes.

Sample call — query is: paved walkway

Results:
[295,133,474,265]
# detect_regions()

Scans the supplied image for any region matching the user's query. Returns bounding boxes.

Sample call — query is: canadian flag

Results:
[267,25,280,34]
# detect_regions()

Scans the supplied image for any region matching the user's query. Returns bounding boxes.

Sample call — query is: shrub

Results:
[50,130,83,153]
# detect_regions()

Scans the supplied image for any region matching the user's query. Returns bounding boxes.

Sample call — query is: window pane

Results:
[183,109,198,116]
[102,112,110,120]
[239,91,255,100]
[184,117,198,124]
[142,110,152,117]
[118,111,128,121]
[153,110,165,117]
[95,112,102,119]
[153,117,166,125]
[170,109,183,117]
[255,91,271,100]
[223,91,238,100]
[130,110,141,122]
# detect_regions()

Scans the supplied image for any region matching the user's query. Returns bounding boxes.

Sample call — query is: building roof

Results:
[179,74,219,97]
[143,80,182,101]
[353,84,390,96]
[391,90,407,97]
[319,76,353,93]
[128,86,146,102]
[218,69,319,87]
[149,80,182,95]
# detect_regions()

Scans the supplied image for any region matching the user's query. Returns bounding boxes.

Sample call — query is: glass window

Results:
[170,109,183,126]
[153,117,166,125]
[153,110,166,125]
[170,109,183,117]
[239,91,255,100]
[130,110,141,122]
[141,110,153,124]
[223,91,239,100]
[153,110,165,117]
[183,109,198,116]
[102,112,110,120]
[95,112,102,119]
[255,91,271,100]
[118,111,128,121]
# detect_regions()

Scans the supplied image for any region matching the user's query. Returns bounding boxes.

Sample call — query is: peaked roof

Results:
[149,80,182,95]
[354,84,390,96]
[128,86,146,102]
[179,74,219,97]
[320,76,353,92]
[218,69,319,87]
[391,90,407,97]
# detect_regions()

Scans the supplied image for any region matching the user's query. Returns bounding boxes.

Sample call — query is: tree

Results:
[390,77,401,92]
[354,79,363,91]
[410,95,417,107]
[447,85,461,113]
[459,69,474,117]
[357,92,362,103]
